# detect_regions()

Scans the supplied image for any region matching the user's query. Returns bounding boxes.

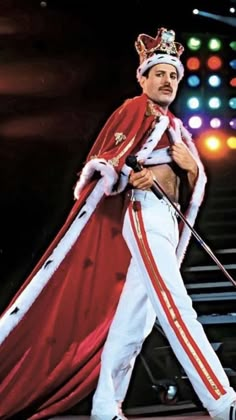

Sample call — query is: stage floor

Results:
[48,407,211,419]
[48,403,210,419]
[49,415,210,419]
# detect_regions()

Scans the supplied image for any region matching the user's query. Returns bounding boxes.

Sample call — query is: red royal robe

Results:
[0,94,159,419]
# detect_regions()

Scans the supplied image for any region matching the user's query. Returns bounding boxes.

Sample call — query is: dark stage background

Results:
[0,1,236,415]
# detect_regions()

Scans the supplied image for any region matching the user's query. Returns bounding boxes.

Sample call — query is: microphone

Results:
[125,155,143,173]
[125,155,163,199]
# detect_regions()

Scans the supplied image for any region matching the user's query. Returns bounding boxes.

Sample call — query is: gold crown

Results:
[135,27,184,64]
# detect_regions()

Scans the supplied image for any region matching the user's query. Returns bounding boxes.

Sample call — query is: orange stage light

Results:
[197,130,229,160]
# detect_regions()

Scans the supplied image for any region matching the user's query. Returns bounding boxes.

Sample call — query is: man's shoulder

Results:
[122,94,147,108]
[114,94,148,118]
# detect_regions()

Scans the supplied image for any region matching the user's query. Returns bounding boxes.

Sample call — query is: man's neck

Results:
[146,97,170,117]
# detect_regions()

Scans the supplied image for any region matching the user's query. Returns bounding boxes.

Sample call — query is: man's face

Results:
[140,63,179,108]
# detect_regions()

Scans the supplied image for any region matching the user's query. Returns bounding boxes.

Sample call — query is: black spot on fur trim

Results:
[10,307,19,315]
[78,210,87,218]
[44,260,53,268]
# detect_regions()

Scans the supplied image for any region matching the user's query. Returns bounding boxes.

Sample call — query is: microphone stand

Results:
[126,155,236,288]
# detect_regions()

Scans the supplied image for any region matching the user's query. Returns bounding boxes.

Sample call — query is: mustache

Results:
[159,85,173,93]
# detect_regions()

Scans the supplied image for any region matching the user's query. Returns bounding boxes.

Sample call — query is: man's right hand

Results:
[129,167,154,190]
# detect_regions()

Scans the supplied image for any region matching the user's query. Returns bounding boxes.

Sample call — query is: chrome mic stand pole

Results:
[126,155,236,287]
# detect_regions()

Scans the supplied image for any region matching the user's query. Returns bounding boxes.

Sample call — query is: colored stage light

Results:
[187,97,200,109]
[229,77,236,87]
[197,130,229,159]
[229,118,236,129]
[205,136,221,151]
[207,38,222,52]
[188,116,203,129]
[208,75,221,87]
[229,59,236,70]
[174,32,236,144]
[187,75,201,87]
[207,55,223,70]
[228,97,236,109]
[187,37,202,51]
[227,136,236,149]
[208,97,221,109]
[229,41,236,51]
[186,57,201,71]
[210,118,222,128]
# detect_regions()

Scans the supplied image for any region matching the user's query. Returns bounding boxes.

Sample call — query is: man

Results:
[0,27,235,420]
[89,28,236,420]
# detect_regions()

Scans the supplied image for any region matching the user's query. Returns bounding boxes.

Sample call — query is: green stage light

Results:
[229,41,236,51]
[208,38,222,51]
[187,37,202,51]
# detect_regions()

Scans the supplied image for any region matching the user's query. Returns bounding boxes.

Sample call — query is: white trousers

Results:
[91,190,236,417]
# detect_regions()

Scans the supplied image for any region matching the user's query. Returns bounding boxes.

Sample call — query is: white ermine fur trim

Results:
[135,115,169,161]
[168,119,182,144]
[143,147,172,165]
[109,163,131,195]
[137,54,184,82]
[74,158,118,200]
[0,178,106,343]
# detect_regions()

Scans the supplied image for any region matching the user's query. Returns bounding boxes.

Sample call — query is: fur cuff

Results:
[74,158,118,199]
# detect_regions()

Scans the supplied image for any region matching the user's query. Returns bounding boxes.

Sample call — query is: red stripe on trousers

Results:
[128,202,225,399]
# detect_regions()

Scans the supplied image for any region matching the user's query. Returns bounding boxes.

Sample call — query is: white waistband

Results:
[133,189,158,200]
[133,189,180,211]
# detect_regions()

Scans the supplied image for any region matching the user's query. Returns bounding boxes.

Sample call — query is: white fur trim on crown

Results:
[137,53,184,81]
